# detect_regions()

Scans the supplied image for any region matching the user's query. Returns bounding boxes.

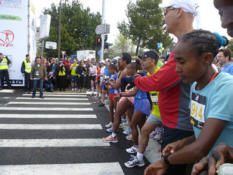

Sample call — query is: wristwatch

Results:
[162,153,171,165]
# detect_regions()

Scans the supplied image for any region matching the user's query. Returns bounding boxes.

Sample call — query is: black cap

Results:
[140,51,159,61]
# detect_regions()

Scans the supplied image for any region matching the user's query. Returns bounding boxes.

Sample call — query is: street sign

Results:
[45,41,57,50]
[95,24,110,35]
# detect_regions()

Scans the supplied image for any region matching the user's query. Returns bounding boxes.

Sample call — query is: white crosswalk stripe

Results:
[0,89,14,93]
[0,163,124,175]
[0,92,125,174]
[8,101,91,105]
[0,114,97,118]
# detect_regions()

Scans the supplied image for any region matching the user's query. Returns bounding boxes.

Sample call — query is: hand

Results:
[162,139,185,156]
[44,77,47,81]
[22,73,25,77]
[144,160,167,175]
[192,157,209,175]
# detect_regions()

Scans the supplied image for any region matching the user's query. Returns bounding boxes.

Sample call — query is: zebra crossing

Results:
[0,92,127,175]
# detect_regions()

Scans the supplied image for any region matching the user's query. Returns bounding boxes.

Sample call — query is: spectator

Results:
[0,53,11,89]
[21,54,32,93]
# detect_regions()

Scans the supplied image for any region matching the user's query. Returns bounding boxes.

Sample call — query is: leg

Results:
[32,79,37,96]
[39,78,43,97]
[4,70,11,88]
[109,99,114,123]
[0,70,3,89]
[130,110,146,146]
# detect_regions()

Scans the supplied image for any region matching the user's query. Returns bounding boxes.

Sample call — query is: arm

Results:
[110,69,127,89]
[21,62,25,74]
[121,87,138,97]
[167,118,226,164]
[6,57,11,65]
[134,54,180,92]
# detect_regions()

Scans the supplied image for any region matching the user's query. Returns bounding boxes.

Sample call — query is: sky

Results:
[33,0,229,44]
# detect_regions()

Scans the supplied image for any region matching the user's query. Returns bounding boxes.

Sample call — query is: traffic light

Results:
[97,36,101,48]
[104,42,113,49]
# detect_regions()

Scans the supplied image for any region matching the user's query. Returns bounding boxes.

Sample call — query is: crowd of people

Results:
[0,0,233,174]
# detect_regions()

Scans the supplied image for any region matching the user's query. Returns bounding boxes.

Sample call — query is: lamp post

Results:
[58,0,62,60]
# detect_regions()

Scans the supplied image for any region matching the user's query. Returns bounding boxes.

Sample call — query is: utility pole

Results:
[58,0,62,60]
[100,0,105,62]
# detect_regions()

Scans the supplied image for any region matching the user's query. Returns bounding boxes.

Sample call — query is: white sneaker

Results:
[124,155,145,168]
[153,128,163,141]
[126,145,138,154]
[106,127,113,133]
[105,122,112,128]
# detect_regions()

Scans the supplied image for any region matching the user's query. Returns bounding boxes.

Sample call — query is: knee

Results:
[141,126,150,136]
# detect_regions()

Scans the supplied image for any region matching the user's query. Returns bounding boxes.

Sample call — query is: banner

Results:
[0,0,36,86]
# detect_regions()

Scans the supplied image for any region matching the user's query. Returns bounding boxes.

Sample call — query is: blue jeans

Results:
[32,78,43,97]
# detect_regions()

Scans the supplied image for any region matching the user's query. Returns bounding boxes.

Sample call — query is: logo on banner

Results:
[0,30,14,47]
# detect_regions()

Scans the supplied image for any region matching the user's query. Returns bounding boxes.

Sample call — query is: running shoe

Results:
[105,122,112,128]
[123,128,132,135]
[124,155,145,168]
[126,134,132,141]
[106,127,113,133]
[103,135,118,143]
[153,128,163,141]
[126,145,138,154]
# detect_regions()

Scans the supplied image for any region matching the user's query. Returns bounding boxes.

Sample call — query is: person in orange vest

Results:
[0,52,11,89]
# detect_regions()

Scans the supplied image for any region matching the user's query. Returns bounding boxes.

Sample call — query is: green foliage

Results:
[118,0,173,55]
[228,39,233,55]
[42,1,101,58]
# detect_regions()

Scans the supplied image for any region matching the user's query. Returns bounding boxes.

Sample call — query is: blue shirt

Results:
[109,74,120,94]
[222,62,233,75]
[104,67,110,80]
[190,72,233,151]
[135,89,148,100]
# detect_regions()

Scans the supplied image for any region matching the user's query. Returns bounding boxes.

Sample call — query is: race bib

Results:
[150,93,158,104]
[105,76,109,79]
[35,71,39,76]
[190,93,206,129]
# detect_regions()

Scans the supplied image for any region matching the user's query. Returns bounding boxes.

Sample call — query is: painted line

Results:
[1,97,10,99]
[0,162,124,175]
[0,124,102,130]
[16,97,88,101]
[0,107,93,111]
[8,102,91,105]
[0,114,97,119]
[0,139,109,147]
[44,92,87,95]
[23,94,86,97]
[0,89,14,93]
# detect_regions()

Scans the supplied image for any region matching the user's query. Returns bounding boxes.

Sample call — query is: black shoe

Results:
[98,102,105,107]
[40,96,44,98]
[32,95,35,98]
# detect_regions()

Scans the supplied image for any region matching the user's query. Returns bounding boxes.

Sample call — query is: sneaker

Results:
[40,96,44,99]
[123,129,132,135]
[149,130,157,138]
[98,102,105,107]
[103,135,118,143]
[126,145,138,154]
[124,155,145,168]
[126,134,132,141]
[153,128,163,141]
[105,122,112,128]
[106,127,113,133]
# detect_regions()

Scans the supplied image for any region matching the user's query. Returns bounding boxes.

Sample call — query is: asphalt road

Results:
[0,89,149,175]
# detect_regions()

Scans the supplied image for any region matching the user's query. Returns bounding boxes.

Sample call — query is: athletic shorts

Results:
[90,76,96,81]
[118,97,134,105]
[71,76,78,82]
[109,93,118,101]
[146,113,162,125]
[134,98,150,116]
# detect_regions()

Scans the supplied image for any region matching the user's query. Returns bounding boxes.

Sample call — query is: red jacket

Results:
[134,51,192,131]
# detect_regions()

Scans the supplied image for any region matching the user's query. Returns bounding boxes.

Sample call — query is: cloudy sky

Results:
[33,0,228,43]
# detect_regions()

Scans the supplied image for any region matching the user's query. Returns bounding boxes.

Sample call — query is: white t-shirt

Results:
[89,66,97,76]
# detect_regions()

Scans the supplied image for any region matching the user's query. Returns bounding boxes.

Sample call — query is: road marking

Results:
[0,139,109,147]
[0,89,14,93]
[16,97,88,101]
[8,102,91,105]
[0,114,97,119]
[0,162,124,175]
[1,97,10,99]
[0,124,102,130]
[0,107,93,111]
[23,94,86,97]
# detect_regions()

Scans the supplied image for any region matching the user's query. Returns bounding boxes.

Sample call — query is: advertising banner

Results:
[0,0,36,86]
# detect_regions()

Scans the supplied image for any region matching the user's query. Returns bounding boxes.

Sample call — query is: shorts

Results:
[109,93,118,101]
[134,98,150,116]
[102,83,108,90]
[146,113,162,125]
[71,76,78,82]
[118,97,134,105]
[90,76,96,81]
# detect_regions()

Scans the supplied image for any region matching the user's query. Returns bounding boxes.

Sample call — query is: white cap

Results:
[159,0,199,16]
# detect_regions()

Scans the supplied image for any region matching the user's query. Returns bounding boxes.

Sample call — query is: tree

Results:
[118,0,173,55]
[41,1,102,58]
[228,39,233,55]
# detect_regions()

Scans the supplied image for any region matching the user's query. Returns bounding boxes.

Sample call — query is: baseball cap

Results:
[140,51,159,61]
[159,0,199,16]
